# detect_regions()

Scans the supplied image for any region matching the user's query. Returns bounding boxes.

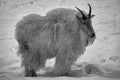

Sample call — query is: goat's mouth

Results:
[88,33,96,39]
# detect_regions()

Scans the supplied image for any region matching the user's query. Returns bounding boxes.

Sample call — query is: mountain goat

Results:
[15,4,96,77]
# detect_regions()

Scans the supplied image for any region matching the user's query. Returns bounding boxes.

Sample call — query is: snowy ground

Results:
[0,0,120,80]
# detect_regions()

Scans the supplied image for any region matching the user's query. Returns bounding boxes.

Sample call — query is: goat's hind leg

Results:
[24,68,37,77]
[20,49,41,77]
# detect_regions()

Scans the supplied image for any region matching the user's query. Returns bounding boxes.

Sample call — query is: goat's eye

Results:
[83,22,86,25]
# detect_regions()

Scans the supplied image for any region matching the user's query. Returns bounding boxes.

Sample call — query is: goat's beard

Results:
[79,29,96,47]
[86,36,96,46]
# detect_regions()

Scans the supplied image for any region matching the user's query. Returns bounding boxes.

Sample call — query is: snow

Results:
[0,0,120,80]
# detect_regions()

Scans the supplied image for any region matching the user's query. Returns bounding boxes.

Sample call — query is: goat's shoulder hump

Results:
[46,8,77,21]
[23,14,44,21]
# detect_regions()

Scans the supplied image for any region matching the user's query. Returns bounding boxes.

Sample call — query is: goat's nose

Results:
[90,33,95,38]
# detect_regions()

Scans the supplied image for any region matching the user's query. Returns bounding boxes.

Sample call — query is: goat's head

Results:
[75,4,96,39]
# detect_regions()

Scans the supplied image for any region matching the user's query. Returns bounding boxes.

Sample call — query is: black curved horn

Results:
[88,3,91,18]
[75,7,87,19]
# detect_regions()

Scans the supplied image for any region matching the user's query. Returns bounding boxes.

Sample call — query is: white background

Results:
[0,0,120,80]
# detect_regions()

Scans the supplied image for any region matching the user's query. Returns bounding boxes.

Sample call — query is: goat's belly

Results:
[40,44,57,59]
[36,39,57,59]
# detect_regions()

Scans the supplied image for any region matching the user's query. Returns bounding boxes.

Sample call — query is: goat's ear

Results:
[76,15,81,20]
[90,14,95,19]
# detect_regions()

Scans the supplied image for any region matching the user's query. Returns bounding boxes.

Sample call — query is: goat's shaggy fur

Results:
[15,7,95,77]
